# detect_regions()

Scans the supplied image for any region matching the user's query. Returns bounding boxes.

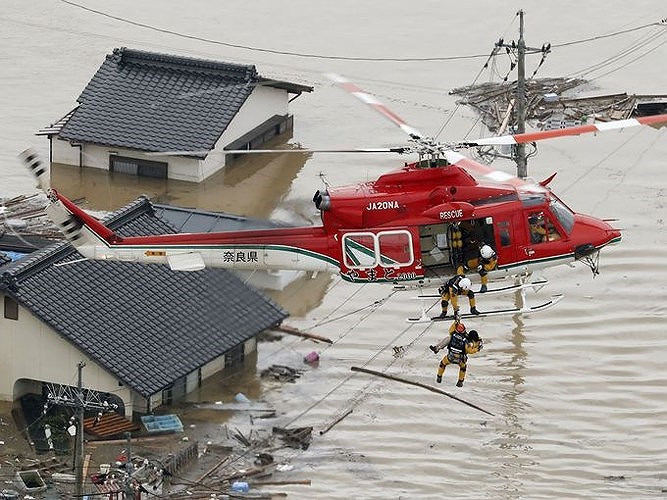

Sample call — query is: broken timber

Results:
[273,426,313,449]
[351,366,494,416]
[319,408,353,435]
[275,324,333,344]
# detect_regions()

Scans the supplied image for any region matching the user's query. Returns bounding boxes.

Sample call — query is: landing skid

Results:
[412,278,549,299]
[406,294,564,323]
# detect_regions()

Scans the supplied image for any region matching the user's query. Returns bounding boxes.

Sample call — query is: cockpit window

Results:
[528,211,562,243]
[549,198,575,234]
[519,192,547,208]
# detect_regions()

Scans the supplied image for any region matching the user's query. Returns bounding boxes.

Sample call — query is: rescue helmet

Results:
[459,277,472,290]
[455,322,466,333]
[468,330,480,341]
[528,215,538,225]
[480,245,495,259]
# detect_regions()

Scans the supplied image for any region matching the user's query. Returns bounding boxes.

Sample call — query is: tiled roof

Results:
[58,47,260,154]
[0,198,288,397]
[0,252,11,266]
[153,203,294,233]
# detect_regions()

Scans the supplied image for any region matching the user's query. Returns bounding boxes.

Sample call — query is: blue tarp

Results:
[140,414,184,433]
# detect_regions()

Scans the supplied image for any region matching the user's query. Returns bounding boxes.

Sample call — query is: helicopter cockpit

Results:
[520,192,574,243]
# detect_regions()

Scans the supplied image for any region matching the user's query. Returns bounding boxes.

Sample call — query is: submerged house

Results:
[38,47,312,182]
[0,197,288,417]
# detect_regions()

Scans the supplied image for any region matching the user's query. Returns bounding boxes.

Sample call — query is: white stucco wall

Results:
[200,85,290,180]
[0,295,135,414]
[51,139,199,181]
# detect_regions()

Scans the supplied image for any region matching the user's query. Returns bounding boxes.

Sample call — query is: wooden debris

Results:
[231,427,252,447]
[251,479,311,486]
[351,366,494,416]
[260,365,303,383]
[319,408,353,435]
[272,426,313,450]
[451,77,667,139]
[162,441,199,476]
[275,324,333,344]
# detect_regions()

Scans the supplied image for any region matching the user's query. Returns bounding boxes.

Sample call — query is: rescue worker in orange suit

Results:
[431,322,483,387]
[436,275,479,319]
[456,244,498,293]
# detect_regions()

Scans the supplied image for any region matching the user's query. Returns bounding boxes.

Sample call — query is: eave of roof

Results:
[0,198,288,397]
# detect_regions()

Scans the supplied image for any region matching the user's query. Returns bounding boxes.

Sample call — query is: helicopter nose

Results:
[606,227,622,245]
[572,214,621,249]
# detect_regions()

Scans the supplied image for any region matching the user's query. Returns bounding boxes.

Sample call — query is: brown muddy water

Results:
[2,1,667,498]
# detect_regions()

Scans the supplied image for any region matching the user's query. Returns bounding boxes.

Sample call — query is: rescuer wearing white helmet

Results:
[477,244,498,293]
[436,275,479,319]
[456,243,498,293]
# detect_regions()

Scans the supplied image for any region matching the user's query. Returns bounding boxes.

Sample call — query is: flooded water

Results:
[2,1,667,498]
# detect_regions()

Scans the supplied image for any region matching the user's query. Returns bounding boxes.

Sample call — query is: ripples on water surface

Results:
[2,1,666,497]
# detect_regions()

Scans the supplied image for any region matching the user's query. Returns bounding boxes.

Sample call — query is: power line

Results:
[58,0,489,62]
[551,19,666,48]
[58,0,665,64]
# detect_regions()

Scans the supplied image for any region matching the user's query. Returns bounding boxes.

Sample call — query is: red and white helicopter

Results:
[20,74,667,320]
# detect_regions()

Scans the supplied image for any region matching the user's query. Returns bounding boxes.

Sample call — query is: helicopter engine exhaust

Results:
[313,189,330,211]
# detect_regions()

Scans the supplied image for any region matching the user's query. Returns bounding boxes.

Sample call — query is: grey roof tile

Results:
[0,199,288,397]
[58,47,260,153]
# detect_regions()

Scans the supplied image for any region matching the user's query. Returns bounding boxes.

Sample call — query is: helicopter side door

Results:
[338,227,423,283]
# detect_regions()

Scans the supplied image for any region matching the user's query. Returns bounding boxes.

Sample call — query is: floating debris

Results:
[272,426,313,450]
[451,77,667,136]
[260,365,304,383]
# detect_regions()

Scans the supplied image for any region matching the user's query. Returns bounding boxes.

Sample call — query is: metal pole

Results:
[125,431,134,499]
[516,9,528,178]
[75,361,86,497]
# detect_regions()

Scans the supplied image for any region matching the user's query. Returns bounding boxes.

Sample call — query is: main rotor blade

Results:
[443,150,541,191]
[463,113,667,146]
[145,147,410,157]
[327,73,425,140]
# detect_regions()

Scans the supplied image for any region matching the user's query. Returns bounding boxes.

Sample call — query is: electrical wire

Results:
[567,26,667,80]
[58,0,491,63]
[57,0,664,66]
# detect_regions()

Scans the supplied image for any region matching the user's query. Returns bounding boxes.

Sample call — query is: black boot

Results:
[470,307,480,315]
[429,345,439,354]
[456,379,464,387]
[480,284,488,293]
[436,375,442,383]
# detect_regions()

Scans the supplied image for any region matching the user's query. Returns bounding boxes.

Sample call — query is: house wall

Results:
[1,293,261,417]
[51,85,290,183]
[51,139,197,179]
[199,85,290,180]
[201,353,226,380]
[0,295,134,413]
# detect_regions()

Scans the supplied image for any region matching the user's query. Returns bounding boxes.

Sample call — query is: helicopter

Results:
[19,74,667,320]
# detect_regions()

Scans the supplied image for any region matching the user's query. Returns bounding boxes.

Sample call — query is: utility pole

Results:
[75,361,85,498]
[515,10,528,179]
[495,10,550,178]
[125,431,135,498]
[46,363,119,498]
